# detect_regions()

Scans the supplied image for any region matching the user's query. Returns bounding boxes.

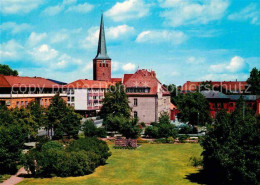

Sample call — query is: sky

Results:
[1,0,260,85]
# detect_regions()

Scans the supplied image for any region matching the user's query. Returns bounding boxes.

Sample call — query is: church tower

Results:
[93,14,111,81]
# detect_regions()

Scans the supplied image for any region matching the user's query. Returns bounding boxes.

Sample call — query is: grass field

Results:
[19,143,202,185]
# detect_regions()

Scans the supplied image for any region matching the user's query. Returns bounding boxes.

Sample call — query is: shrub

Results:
[66,137,111,165]
[83,120,107,138]
[23,138,111,177]
[189,156,203,167]
[178,135,188,143]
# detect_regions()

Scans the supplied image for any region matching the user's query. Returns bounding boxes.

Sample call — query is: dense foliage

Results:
[247,67,260,95]
[82,120,106,138]
[176,92,212,125]
[201,98,260,185]
[23,138,111,177]
[47,94,82,139]
[99,83,131,121]
[0,64,18,76]
[104,115,141,139]
[145,113,177,139]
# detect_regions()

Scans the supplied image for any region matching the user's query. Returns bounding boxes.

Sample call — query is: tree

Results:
[28,101,47,128]
[201,98,260,185]
[164,84,180,105]
[0,64,18,76]
[11,107,40,139]
[47,94,81,139]
[82,120,106,138]
[247,67,260,95]
[0,106,27,174]
[119,118,141,139]
[145,113,177,139]
[177,92,212,125]
[99,83,131,120]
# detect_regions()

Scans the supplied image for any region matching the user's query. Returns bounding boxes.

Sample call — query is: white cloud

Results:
[136,30,187,44]
[159,0,229,27]
[107,25,135,39]
[112,61,120,71]
[27,32,47,46]
[0,22,31,34]
[228,3,260,25]
[81,25,135,48]
[0,40,24,61]
[29,44,58,62]
[42,0,93,16]
[51,33,69,44]
[42,5,64,16]
[1,0,44,14]
[105,0,150,22]
[122,63,136,71]
[186,57,205,64]
[210,56,250,73]
[82,61,93,72]
[66,2,94,13]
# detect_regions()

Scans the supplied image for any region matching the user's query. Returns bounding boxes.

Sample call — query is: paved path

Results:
[1,167,27,185]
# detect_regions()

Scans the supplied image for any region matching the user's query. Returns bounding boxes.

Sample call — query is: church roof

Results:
[94,14,110,60]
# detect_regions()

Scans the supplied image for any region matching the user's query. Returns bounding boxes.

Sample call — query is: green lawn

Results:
[19,143,202,185]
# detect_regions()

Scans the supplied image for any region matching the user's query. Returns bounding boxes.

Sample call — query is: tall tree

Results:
[177,92,212,125]
[47,94,81,139]
[247,67,260,95]
[201,98,260,185]
[0,64,18,76]
[99,83,131,120]
[164,84,180,105]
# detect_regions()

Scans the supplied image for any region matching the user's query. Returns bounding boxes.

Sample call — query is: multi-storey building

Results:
[123,69,171,123]
[66,80,114,117]
[0,75,66,109]
[181,81,249,94]
[201,91,260,118]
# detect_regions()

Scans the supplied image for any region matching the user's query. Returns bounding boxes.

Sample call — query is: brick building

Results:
[181,81,249,94]
[0,75,66,109]
[201,91,260,118]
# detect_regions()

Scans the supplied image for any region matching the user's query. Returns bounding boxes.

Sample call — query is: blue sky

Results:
[1,0,260,85]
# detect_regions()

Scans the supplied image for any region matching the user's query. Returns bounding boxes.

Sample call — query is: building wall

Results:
[67,89,88,110]
[93,59,111,81]
[157,95,171,120]
[0,96,67,109]
[128,96,156,123]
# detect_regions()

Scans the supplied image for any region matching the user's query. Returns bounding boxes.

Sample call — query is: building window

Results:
[45,99,47,106]
[100,63,102,67]
[134,111,138,118]
[21,101,24,106]
[25,101,28,107]
[134,98,138,106]
[68,97,70,101]
[103,63,105,67]
[71,89,74,94]
[106,64,108,67]
[71,97,75,102]
[16,101,19,107]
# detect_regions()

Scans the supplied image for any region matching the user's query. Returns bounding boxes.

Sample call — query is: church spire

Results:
[95,14,110,60]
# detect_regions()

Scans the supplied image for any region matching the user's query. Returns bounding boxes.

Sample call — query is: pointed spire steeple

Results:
[95,14,110,60]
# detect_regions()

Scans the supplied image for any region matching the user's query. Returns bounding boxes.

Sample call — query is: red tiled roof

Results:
[110,78,122,83]
[123,74,133,84]
[123,69,169,96]
[181,81,247,92]
[66,79,115,89]
[0,75,62,88]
